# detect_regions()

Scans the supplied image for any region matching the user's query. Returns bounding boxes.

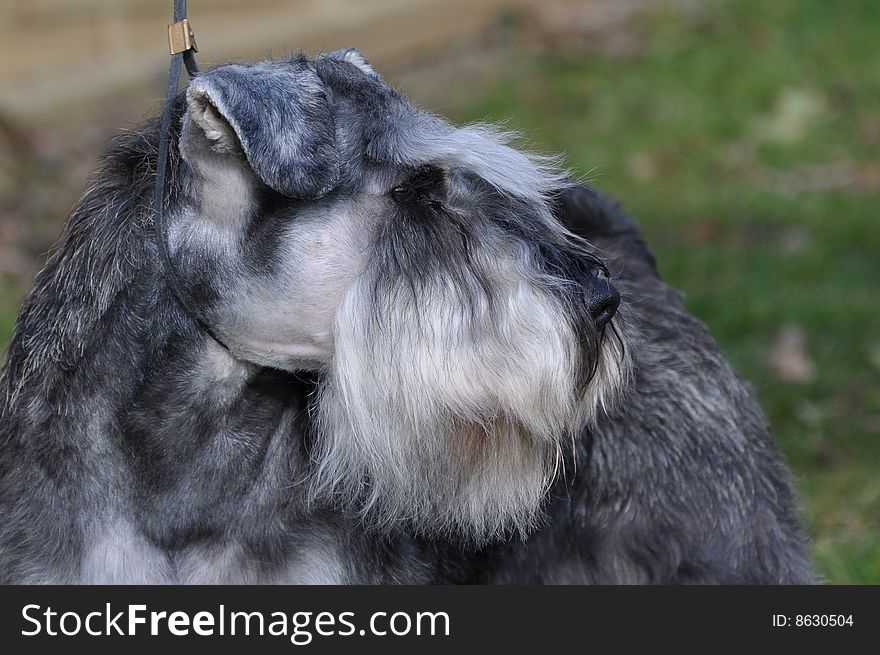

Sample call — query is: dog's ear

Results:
[182,58,339,199]
[320,48,381,79]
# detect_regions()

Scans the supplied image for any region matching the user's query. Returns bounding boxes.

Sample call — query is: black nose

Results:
[587,272,620,330]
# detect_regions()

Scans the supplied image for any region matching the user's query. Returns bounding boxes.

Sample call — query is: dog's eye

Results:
[390,183,419,205]
[390,165,445,207]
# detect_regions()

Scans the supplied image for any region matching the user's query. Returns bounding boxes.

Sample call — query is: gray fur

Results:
[0,51,813,584]
[187,57,339,198]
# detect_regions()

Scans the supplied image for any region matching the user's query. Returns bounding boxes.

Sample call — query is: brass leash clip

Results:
[168,18,198,55]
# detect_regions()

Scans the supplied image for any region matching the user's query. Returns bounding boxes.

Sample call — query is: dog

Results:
[0,49,814,583]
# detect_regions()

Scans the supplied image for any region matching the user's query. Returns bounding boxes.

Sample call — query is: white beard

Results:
[309,253,630,542]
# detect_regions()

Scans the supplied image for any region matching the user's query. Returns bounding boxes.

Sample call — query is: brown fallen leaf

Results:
[626,151,657,181]
[767,323,817,384]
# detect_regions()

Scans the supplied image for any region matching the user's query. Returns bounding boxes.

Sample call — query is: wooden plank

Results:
[0,0,535,118]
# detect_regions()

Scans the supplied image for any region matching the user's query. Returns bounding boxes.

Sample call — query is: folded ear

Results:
[183,58,339,199]
[320,48,382,79]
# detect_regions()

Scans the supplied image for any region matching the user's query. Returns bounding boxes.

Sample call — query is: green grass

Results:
[451,0,880,582]
[0,282,18,351]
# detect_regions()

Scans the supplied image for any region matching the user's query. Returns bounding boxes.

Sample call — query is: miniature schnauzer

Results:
[0,50,814,583]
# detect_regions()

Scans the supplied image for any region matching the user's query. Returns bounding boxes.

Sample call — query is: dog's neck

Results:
[117,324,315,543]
[0,129,336,580]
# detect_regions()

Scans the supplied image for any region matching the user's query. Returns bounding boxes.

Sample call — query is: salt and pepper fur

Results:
[0,51,813,583]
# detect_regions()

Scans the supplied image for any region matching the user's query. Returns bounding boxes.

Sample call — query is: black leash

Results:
[152,1,231,351]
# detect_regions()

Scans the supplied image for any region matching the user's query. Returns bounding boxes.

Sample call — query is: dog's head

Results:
[173,50,630,541]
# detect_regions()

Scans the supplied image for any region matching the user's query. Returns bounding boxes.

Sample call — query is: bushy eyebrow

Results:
[376,119,570,206]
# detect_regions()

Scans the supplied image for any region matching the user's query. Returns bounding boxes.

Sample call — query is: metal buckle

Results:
[168,18,198,55]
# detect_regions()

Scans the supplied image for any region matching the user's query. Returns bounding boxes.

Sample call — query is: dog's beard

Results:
[309,259,629,543]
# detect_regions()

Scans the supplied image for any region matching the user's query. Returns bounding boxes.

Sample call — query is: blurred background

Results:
[0,0,878,582]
